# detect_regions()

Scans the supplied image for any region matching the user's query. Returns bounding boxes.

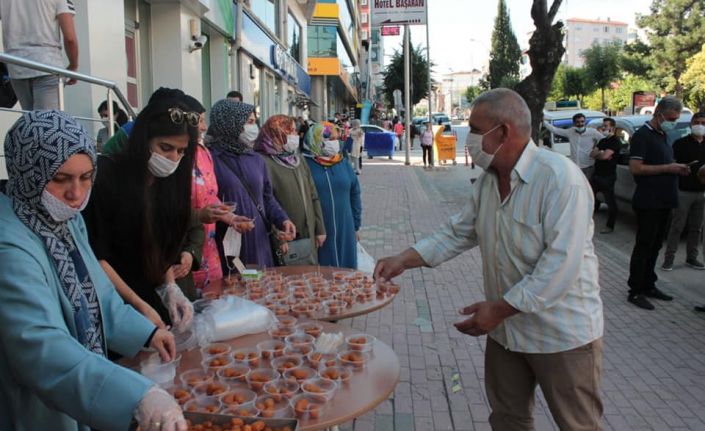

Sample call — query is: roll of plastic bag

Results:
[194,296,277,345]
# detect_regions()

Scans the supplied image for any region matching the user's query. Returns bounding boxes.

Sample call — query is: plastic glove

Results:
[156,283,194,333]
[135,386,187,431]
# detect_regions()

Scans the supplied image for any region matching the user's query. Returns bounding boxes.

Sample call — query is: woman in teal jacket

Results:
[0,111,185,431]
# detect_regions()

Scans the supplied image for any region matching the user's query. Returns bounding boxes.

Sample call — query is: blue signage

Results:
[241,12,311,96]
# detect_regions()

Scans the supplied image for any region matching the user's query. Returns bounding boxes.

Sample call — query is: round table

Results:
[204,266,398,322]
[124,321,400,431]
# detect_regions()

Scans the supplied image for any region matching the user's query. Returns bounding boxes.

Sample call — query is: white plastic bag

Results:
[357,243,375,274]
[194,296,276,345]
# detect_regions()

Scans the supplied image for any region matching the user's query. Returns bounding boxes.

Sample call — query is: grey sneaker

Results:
[661,260,673,271]
[686,259,705,270]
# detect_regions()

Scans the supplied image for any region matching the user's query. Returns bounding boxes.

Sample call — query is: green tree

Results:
[515,0,565,142]
[582,74,654,113]
[465,86,482,104]
[583,42,622,111]
[549,65,592,103]
[486,0,522,89]
[682,43,705,111]
[381,43,432,108]
[637,0,705,96]
[619,39,653,78]
[548,64,566,100]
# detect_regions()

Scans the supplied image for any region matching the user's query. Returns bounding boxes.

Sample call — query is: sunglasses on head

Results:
[168,107,200,128]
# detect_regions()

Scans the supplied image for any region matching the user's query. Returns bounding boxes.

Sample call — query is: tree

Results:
[583,42,622,112]
[548,65,592,103]
[682,43,705,111]
[486,0,522,89]
[514,0,565,142]
[465,86,482,104]
[637,0,705,96]
[381,43,433,109]
[619,39,653,78]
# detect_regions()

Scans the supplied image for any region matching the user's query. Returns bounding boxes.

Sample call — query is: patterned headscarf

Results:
[303,121,344,167]
[254,114,300,168]
[208,98,256,154]
[4,111,104,355]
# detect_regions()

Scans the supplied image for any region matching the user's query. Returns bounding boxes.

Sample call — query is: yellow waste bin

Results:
[432,125,457,165]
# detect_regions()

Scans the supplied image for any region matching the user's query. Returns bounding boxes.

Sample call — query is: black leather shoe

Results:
[645,287,673,301]
[628,294,655,310]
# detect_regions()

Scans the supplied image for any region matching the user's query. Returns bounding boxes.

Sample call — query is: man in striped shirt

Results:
[375,88,604,430]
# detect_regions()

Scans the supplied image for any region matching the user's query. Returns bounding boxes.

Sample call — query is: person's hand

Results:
[282,220,297,241]
[355,231,361,242]
[135,386,187,431]
[172,252,193,279]
[198,204,229,224]
[373,255,407,282]
[225,214,255,233]
[64,63,78,85]
[453,300,519,337]
[316,235,327,247]
[156,283,194,333]
[668,163,691,176]
[280,242,289,255]
[136,300,166,329]
[149,328,176,362]
[698,165,705,184]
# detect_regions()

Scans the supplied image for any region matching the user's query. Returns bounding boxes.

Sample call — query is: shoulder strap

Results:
[220,155,272,229]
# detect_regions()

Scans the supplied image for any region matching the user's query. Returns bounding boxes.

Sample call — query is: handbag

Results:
[220,156,285,266]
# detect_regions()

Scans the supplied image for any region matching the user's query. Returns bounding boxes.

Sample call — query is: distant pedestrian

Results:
[350,119,364,174]
[543,113,604,178]
[226,90,242,102]
[95,100,128,151]
[420,121,434,168]
[394,119,404,151]
[589,117,621,234]
[662,111,705,271]
[0,0,79,110]
[627,96,691,310]
[375,89,604,431]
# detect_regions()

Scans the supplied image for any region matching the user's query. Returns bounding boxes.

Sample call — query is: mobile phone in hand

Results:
[687,160,699,166]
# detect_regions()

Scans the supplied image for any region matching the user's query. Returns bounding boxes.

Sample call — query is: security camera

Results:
[189,35,208,52]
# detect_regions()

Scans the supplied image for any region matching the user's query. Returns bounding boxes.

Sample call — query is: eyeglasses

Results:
[168,107,200,128]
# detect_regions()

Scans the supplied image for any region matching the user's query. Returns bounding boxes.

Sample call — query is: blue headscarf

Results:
[4,110,104,355]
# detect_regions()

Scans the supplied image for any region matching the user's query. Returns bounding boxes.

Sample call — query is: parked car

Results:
[586,113,693,202]
[543,109,606,157]
[432,113,451,132]
[412,116,428,137]
[639,106,693,116]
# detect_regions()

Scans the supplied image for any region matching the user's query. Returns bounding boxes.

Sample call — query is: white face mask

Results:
[148,151,181,178]
[321,139,340,156]
[239,124,259,148]
[691,124,705,137]
[465,125,502,170]
[284,135,299,153]
[41,188,91,222]
[222,226,242,258]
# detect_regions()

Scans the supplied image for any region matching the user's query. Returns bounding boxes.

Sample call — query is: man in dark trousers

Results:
[590,117,622,234]
[662,111,705,271]
[627,96,691,310]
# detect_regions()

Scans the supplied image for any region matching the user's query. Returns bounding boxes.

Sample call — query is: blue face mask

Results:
[660,114,677,132]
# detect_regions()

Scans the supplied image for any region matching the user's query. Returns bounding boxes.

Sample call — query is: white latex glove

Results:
[156,283,194,333]
[135,386,187,431]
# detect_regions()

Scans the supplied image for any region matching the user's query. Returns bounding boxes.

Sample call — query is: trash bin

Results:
[433,125,457,165]
[365,132,395,159]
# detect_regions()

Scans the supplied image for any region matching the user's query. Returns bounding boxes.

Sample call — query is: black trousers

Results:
[422,145,432,166]
[592,174,618,229]
[628,208,671,295]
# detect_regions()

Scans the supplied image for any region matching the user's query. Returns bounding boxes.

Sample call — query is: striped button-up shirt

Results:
[413,142,603,354]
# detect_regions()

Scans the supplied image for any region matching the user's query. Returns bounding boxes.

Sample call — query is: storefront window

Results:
[339,0,354,43]
[249,0,278,34]
[308,26,337,58]
[287,11,301,63]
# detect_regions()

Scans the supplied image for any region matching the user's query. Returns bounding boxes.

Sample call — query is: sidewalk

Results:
[336,159,705,431]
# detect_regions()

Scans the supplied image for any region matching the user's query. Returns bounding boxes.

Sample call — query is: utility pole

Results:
[425,5,432,125]
[403,23,411,166]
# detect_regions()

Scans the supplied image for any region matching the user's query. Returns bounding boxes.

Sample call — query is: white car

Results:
[542,109,606,157]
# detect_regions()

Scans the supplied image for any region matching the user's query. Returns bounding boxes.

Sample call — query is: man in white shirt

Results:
[375,89,604,430]
[0,0,79,110]
[543,113,604,178]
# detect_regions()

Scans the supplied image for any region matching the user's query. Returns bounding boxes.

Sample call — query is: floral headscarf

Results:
[254,114,300,168]
[208,98,256,154]
[303,121,344,167]
[4,110,104,355]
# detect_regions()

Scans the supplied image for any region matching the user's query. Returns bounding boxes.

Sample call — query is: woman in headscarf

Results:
[254,115,326,265]
[209,99,296,269]
[304,122,362,268]
[0,110,186,431]
[82,91,196,331]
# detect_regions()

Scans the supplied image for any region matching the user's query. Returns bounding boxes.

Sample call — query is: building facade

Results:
[564,17,628,67]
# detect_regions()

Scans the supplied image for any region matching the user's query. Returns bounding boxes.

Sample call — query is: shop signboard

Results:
[371,0,427,27]
[380,26,400,36]
[631,91,657,115]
